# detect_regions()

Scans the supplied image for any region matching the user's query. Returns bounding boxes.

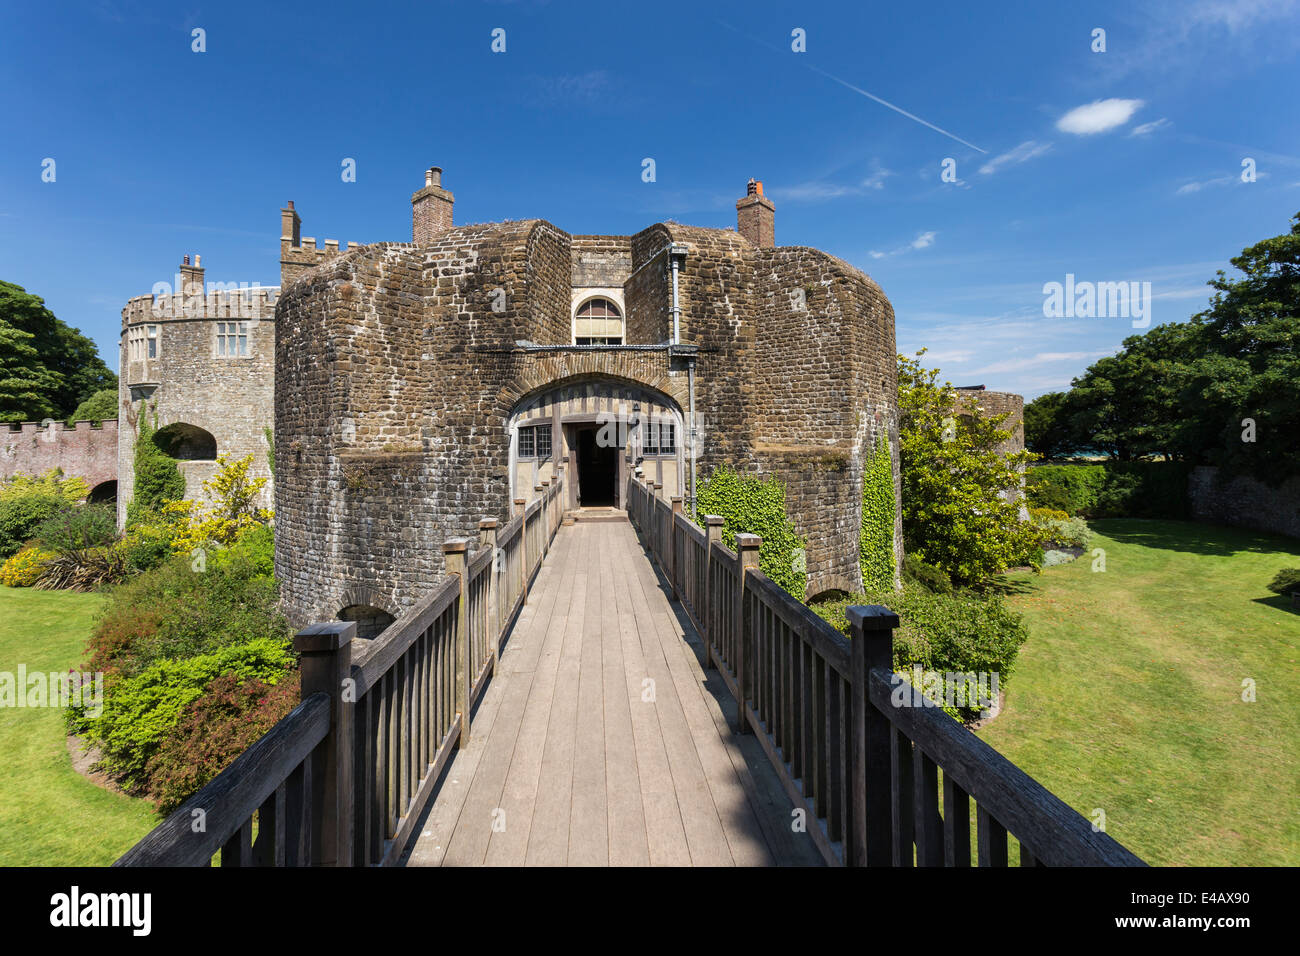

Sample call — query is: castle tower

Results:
[411,167,454,243]
[736,178,775,247]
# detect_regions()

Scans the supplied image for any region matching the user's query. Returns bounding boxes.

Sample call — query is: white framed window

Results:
[573,297,624,345]
[517,424,551,459]
[128,325,160,361]
[644,419,676,456]
[217,321,249,357]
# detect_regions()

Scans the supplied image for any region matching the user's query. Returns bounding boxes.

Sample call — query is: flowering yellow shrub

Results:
[165,454,272,553]
[1,545,56,587]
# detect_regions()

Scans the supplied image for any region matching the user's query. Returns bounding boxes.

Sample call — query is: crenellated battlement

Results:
[121,287,280,326]
[279,199,363,286]
[0,418,119,489]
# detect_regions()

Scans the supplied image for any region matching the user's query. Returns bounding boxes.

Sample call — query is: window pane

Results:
[238,335,247,356]
[537,427,551,458]
[148,339,157,358]
[519,427,534,457]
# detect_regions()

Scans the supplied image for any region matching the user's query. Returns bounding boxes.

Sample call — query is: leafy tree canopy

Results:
[0,280,116,421]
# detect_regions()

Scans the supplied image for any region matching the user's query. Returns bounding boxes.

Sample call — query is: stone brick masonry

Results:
[274,171,903,627]
[0,420,118,493]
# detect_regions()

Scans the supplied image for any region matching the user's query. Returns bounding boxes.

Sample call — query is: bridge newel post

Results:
[669,497,683,599]
[515,497,528,602]
[848,604,900,867]
[539,480,550,557]
[293,620,355,866]
[735,534,761,735]
[480,518,500,669]
[653,482,664,555]
[702,515,724,670]
[445,539,472,749]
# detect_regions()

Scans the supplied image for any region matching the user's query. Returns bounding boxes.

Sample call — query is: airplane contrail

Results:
[717,19,986,154]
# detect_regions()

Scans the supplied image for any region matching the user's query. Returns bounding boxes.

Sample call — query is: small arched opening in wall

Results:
[88,480,117,504]
[807,587,851,607]
[506,375,685,512]
[153,422,217,461]
[338,604,396,641]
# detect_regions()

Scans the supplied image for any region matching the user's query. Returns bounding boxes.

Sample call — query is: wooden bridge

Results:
[117,472,1144,868]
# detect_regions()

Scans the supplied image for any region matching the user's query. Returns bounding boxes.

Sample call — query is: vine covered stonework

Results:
[860,434,895,591]
[695,466,807,601]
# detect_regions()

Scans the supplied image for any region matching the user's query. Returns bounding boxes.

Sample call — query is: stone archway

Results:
[505,373,685,511]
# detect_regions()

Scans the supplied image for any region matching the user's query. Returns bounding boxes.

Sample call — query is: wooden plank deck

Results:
[401,516,823,867]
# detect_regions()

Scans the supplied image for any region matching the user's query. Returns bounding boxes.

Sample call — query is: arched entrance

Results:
[506,377,684,511]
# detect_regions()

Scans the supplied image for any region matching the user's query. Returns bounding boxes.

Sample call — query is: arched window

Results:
[153,422,217,460]
[573,297,624,346]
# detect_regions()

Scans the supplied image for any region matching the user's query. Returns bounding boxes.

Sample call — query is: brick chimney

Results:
[179,254,204,297]
[736,178,775,247]
[412,167,454,244]
[281,200,301,248]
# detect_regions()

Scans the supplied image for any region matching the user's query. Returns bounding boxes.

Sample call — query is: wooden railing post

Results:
[293,620,355,866]
[444,539,471,749]
[702,515,724,670]
[848,604,900,867]
[480,517,500,668]
[669,496,683,598]
[515,497,527,602]
[540,479,550,556]
[735,533,761,735]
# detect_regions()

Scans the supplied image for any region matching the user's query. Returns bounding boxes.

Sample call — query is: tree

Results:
[0,281,116,418]
[898,351,1039,586]
[69,388,120,426]
[0,319,58,422]
[1022,391,1075,459]
[1180,212,1300,483]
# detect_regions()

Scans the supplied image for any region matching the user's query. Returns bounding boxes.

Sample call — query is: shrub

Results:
[78,638,295,792]
[0,491,63,559]
[35,546,129,592]
[1026,462,1190,518]
[1267,569,1300,595]
[130,413,185,518]
[695,467,807,600]
[860,435,896,590]
[902,553,952,594]
[1025,465,1105,516]
[68,388,119,426]
[165,454,271,553]
[0,544,55,586]
[33,502,117,552]
[146,671,300,814]
[814,586,1028,721]
[119,510,176,573]
[1028,510,1092,550]
[85,529,288,680]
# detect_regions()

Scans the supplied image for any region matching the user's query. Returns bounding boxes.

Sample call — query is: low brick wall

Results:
[1188,465,1300,540]
[0,420,119,492]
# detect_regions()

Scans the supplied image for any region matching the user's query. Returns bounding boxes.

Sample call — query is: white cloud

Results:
[1176,175,1235,194]
[1130,118,1171,137]
[1056,98,1145,135]
[979,140,1053,175]
[970,350,1110,376]
[773,165,893,203]
[911,231,937,250]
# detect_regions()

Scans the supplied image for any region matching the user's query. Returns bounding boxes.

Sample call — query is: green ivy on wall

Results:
[860,434,895,591]
[695,466,807,601]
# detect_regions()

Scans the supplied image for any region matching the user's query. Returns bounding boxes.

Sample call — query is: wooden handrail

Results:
[625,474,1146,868]
[119,472,567,867]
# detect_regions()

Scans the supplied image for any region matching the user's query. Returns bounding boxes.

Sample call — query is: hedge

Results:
[1025,461,1191,519]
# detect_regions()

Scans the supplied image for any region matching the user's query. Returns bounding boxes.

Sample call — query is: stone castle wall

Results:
[1188,465,1300,540]
[275,217,901,626]
[0,420,119,492]
[118,287,276,525]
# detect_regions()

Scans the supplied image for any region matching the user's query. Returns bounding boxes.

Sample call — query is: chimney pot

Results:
[287,200,294,210]
[413,166,454,243]
[736,177,775,247]
[183,255,190,265]
[195,254,201,267]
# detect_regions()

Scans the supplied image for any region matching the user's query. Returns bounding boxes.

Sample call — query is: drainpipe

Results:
[669,243,687,345]
[668,243,693,510]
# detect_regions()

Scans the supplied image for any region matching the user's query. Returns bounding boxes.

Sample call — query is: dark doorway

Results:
[576,426,617,506]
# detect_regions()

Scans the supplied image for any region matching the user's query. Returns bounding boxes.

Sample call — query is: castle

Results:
[115,167,907,632]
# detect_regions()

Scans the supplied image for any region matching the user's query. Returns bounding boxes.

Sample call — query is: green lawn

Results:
[0,586,155,866]
[979,519,1300,867]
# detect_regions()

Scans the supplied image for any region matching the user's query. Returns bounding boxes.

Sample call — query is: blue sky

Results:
[3,0,1298,398]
